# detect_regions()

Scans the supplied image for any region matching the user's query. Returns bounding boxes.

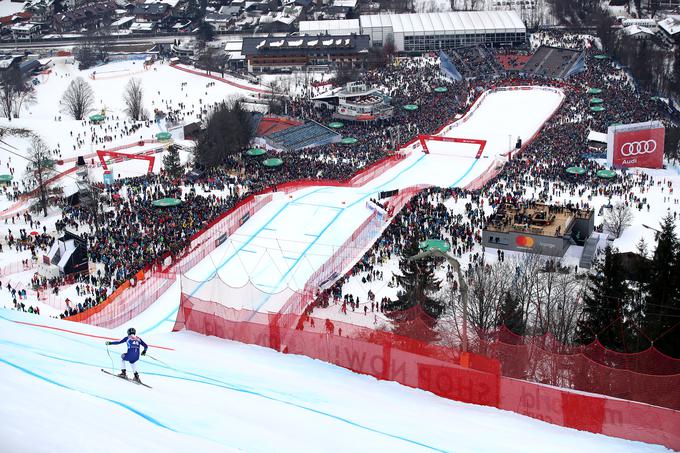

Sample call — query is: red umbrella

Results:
[30,231,39,236]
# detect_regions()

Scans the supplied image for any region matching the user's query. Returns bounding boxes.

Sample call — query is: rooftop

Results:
[359,11,526,34]
[485,203,592,238]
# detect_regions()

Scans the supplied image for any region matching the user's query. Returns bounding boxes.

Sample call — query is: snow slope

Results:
[185,87,564,313]
[0,308,668,453]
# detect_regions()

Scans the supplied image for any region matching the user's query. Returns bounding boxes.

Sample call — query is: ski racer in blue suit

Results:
[106,327,148,383]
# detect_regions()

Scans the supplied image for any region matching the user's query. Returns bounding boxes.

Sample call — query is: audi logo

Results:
[620,140,657,157]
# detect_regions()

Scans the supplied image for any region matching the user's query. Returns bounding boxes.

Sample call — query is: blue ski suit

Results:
[110,335,148,364]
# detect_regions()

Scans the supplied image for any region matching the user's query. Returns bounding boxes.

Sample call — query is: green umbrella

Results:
[587,88,602,94]
[419,239,451,253]
[596,169,617,179]
[328,122,344,129]
[341,137,358,145]
[403,104,419,111]
[156,132,172,141]
[590,106,605,112]
[89,114,105,122]
[590,98,604,104]
[0,174,12,183]
[566,166,587,175]
[610,122,623,127]
[245,148,267,156]
[594,54,609,60]
[434,87,448,93]
[650,96,660,101]
[151,197,182,207]
[262,158,283,167]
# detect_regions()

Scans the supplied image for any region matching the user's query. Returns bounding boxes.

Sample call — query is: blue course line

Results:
[0,340,446,452]
[0,357,176,432]
[139,307,178,336]
[188,187,326,297]
[241,249,257,254]
[448,158,480,189]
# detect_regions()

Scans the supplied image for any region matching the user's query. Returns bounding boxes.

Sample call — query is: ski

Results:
[101,369,152,388]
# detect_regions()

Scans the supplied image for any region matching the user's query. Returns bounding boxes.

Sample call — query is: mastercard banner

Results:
[607,121,664,169]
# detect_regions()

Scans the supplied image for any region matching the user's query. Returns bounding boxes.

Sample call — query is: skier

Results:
[105,327,148,383]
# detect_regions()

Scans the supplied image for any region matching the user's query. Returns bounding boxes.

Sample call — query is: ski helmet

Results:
[127,327,136,336]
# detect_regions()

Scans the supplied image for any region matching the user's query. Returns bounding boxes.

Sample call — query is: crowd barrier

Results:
[172,300,680,451]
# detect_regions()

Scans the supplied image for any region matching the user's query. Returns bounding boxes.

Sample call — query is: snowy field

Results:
[0,308,668,453]
[184,87,565,314]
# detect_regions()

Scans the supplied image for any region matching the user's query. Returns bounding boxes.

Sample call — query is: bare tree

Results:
[25,137,56,217]
[0,66,35,121]
[603,202,633,238]
[123,78,145,121]
[60,77,95,120]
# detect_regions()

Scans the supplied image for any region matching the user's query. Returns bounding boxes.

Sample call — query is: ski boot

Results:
[133,372,142,384]
[117,369,127,379]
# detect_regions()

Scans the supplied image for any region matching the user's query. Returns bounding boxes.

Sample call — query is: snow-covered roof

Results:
[11,22,39,31]
[145,0,180,8]
[622,24,655,36]
[129,21,155,31]
[658,16,680,36]
[299,18,360,35]
[224,40,242,51]
[111,16,134,27]
[333,0,357,8]
[359,11,526,35]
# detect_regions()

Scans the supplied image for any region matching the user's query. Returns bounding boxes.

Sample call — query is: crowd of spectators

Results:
[6,32,678,322]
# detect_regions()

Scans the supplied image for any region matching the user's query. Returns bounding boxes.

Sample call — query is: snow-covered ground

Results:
[0,0,24,16]
[0,307,668,453]
[183,87,565,315]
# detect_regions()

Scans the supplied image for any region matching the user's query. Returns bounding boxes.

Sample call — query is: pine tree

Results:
[498,291,525,336]
[163,145,183,179]
[576,246,631,352]
[644,214,680,357]
[385,235,443,341]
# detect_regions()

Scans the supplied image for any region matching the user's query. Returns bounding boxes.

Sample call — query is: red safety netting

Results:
[173,294,680,451]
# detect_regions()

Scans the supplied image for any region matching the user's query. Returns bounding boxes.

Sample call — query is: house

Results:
[204,12,231,32]
[622,24,656,39]
[129,21,157,33]
[53,1,117,32]
[218,5,242,17]
[658,15,680,44]
[111,16,135,31]
[11,22,41,40]
[133,2,170,22]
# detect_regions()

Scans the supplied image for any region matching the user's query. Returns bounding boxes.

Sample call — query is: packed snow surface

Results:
[0,308,667,453]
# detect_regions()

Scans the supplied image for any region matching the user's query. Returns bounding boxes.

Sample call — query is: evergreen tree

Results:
[163,144,183,179]
[498,291,525,336]
[575,246,631,352]
[644,214,680,357]
[195,101,253,168]
[385,236,443,341]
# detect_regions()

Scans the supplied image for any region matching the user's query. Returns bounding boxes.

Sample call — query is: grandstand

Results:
[265,121,341,151]
[521,46,585,79]
[255,116,303,136]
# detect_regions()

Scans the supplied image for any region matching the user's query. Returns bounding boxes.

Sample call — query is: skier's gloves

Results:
[105,341,111,345]
[141,350,146,356]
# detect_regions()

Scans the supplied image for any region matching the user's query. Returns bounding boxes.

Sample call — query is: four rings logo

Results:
[620,140,657,157]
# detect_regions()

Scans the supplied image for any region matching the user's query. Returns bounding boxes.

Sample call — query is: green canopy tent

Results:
[262,158,283,168]
[587,88,602,95]
[419,239,451,253]
[245,148,267,157]
[89,114,105,122]
[403,104,419,111]
[151,198,182,207]
[341,137,358,145]
[566,166,587,175]
[596,169,617,179]
[434,87,448,93]
[590,98,604,104]
[156,132,172,141]
[590,106,605,112]
[594,54,609,60]
[0,174,12,183]
[328,122,344,129]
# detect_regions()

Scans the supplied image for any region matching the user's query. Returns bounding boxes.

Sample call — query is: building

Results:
[241,34,370,72]
[658,15,680,44]
[313,82,393,121]
[299,18,360,36]
[482,203,595,258]
[647,0,680,9]
[359,11,526,52]
[11,22,40,40]
[53,1,117,32]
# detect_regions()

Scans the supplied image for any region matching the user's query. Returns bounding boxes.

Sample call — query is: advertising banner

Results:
[607,121,664,169]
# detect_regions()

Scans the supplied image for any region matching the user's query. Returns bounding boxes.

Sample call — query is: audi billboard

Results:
[607,120,665,169]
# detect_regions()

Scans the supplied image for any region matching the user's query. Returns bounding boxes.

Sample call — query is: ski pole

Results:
[145,353,170,368]
[106,344,115,372]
